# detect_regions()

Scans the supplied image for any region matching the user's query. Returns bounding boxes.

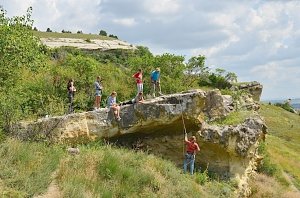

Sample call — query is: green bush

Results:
[195,169,209,185]
[199,73,232,89]
[274,102,295,113]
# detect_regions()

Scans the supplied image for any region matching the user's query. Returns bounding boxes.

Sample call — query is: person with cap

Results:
[183,133,200,175]
[150,67,162,97]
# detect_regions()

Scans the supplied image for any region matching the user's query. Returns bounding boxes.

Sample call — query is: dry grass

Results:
[249,174,300,198]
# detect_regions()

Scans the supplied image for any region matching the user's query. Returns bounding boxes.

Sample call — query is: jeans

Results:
[183,153,195,175]
[68,94,74,114]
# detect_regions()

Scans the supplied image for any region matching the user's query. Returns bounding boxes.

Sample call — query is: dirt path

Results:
[34,171,62,198]
[282,171,300,193]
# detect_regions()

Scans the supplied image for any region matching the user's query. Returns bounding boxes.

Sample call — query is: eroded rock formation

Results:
[14,83,266,197]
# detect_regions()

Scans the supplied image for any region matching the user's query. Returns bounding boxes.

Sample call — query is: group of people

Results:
[132,67,163,97]
[67,68,200,175]
[67,67,162,118]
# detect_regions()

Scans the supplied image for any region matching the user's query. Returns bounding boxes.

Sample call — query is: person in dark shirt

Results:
[94,76,103,110]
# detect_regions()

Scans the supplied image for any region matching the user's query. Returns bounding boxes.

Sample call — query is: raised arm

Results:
[184,133,188,143]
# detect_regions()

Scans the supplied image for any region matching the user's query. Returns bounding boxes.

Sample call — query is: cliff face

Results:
[14,83,265,196]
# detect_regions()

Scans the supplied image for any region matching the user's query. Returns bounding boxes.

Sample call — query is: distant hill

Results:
[33,31,136,50]
[262,98,300,110]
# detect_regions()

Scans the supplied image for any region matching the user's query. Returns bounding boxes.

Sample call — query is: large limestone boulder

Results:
[13,87,265,194]
[14,89,233,143]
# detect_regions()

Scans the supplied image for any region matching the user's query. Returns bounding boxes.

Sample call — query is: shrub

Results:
[99,30,107,36]
[274,102,295,113]
[199,73,232,89]
[195,169,209,185]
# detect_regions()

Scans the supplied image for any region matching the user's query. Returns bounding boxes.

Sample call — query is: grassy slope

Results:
[32,31,115,40]
[0,139,236,198]
[259,104,300,190]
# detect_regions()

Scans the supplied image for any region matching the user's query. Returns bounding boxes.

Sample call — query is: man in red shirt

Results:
[183,133,200,175]
[132,69,143,95]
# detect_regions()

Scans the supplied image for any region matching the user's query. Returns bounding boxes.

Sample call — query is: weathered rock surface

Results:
[40,37,136,50]
[14,89,234,143]
[236,81,263,102]
[14,84,266,195]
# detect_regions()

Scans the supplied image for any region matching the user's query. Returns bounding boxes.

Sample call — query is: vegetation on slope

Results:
[32,31,115,40]
[0,139,238,197]
[249,104,300,197]
[259,104,300,188]
[0,139,64,197]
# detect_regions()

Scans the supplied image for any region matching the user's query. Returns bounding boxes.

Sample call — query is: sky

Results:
[1,0,300,100]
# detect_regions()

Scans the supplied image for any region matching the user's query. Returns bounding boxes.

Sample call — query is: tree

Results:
[225,72,238,83]
[109,34,118,39]
[77,30,83,34]
[0,6,47,133]
[99,30,107,36]
[185,55,208,87]
[46,27,52,32]
[215,68,226,76]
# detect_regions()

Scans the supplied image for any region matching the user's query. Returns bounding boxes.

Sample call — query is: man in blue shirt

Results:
[150,67,162,97]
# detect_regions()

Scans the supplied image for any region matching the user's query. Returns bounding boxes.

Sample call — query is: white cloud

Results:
[144,0,180,15]
[112,18,137,27]
[2,0,300,99]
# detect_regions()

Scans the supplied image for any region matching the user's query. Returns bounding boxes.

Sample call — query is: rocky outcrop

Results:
[14,89,234,143]
[40,38,136,50]
[14,84,266,196]
[235,81,263,102]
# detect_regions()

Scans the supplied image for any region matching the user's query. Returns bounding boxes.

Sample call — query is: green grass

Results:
[0,139,237,197]
[259,104,300,190]
[32,31,115,40]
[0,139,65,197]
[209,110,253,125]
[57,145,210,197]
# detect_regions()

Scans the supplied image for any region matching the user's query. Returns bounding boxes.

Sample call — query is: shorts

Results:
[137,83,143,93]
[95,89,102,96]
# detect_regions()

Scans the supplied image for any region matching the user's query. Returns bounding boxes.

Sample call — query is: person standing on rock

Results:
[107,91,121,121]
[94,76,103,110]
[150,67,162,97]
[183,133,200,175]
[132,69,143,95]
[67,79,76,114]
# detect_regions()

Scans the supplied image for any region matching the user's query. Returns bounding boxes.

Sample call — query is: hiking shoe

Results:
[117,117,122,121]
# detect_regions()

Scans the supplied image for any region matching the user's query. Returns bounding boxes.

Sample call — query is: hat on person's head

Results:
[156,67,160,71]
